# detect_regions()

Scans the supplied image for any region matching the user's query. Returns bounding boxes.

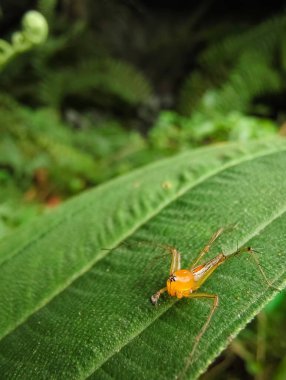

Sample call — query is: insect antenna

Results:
[102,239,172,289]
[131,240,172,288]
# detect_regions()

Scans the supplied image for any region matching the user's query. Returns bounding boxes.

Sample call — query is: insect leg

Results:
[179,293,219,378]
[168,246,181,274]
[190,227,225,269]
[150,287,167,305]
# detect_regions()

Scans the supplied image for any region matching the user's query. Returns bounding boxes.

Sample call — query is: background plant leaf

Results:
[0,139,286,379]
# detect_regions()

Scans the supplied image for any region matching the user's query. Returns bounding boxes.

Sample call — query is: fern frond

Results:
[39,58,153,108]
[179,14,286,116]
[200,15,286,67]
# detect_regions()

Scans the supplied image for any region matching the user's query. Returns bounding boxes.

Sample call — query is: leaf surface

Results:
[0,139,286,379]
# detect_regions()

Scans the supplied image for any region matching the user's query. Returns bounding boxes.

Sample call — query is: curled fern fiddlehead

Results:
[0,10,48,69]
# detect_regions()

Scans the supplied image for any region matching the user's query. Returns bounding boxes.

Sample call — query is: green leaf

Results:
[0,139,286,379]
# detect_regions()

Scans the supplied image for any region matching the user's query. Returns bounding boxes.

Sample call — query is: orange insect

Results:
[150,227,277,375]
